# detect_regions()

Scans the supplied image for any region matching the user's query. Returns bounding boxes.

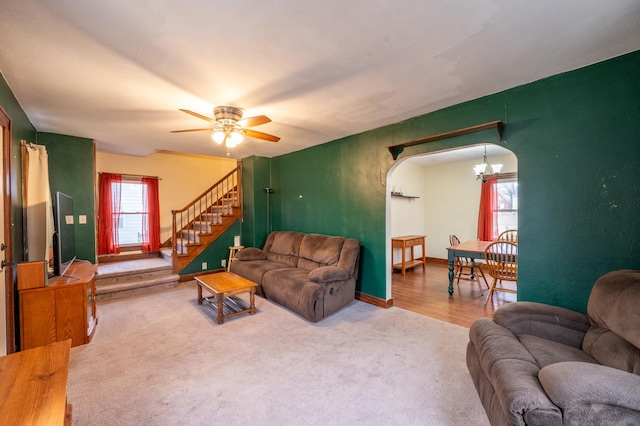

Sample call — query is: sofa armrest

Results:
[309,266,350,283]
[539,362,640,423]
[494,302,590,348]
[235,247,267,261]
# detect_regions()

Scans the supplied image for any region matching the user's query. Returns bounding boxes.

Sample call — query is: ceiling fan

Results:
[171,106,280,148]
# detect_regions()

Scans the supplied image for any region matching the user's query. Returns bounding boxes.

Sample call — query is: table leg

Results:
[217,293,224,324]
[401,245,406,276]
[448,258,455,295]
[249,289,256,315]
[197,283,203,305]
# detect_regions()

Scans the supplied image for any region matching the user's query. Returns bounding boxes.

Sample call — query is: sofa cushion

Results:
[582,326,640,375]
[587,269,640,349]
[262,268,324,322]
[266,231,305,267]
[236,247,266,261]
[229,260,291,297]
[585,269,640,373]
[309,266,350,283]
[297,234,344,271]
[539,362,640,425]
[518,334,598,369]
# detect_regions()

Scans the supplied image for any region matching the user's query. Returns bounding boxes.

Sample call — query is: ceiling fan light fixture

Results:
[212,131,226,144]
[229,131,243,146]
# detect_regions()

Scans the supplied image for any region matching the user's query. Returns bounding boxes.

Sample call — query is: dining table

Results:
[446,240,494,295]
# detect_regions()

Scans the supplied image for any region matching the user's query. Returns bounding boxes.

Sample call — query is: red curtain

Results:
[98,173,122,255]
[477,175,498,241]
[141,177,160,253]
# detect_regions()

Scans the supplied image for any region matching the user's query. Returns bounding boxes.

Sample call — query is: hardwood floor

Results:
[392,261,517,328]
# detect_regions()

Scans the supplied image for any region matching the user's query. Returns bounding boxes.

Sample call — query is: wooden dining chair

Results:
[498,229,518,243]
[449,235,489,290]
[483,241,518,305]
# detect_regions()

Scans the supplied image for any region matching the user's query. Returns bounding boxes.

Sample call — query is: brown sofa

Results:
[229,231,360,322]
[466,269,640,425]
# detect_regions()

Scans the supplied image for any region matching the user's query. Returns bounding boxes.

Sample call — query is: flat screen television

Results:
[53,191,76,277]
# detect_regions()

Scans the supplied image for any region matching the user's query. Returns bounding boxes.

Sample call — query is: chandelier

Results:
[474,145,503,182]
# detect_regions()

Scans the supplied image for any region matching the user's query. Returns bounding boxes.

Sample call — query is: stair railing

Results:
[171,165,241,255]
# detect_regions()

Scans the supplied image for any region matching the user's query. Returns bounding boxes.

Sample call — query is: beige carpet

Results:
[68,281,490,425]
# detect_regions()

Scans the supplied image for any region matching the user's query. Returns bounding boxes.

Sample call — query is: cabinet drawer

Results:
[405,238,423,247]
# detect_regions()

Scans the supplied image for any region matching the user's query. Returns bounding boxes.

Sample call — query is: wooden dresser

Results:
[18,260,98,350]
[391,235,426,275]
[0,340,72,425]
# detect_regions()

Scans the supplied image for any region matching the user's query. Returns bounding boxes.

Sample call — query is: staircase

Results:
[96,251,180,302]
[171,165,242,274]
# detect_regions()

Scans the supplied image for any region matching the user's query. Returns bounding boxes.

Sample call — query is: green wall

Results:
[240,156,271,249]
[259,50,640,314]
[0,75,98,267]
[0,72,36,263]
[182,221,241,275]
[38,132,96,264]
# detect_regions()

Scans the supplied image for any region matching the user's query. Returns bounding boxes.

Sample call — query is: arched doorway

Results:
[385,144,517,324]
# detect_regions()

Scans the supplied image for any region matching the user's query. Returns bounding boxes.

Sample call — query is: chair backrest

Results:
[449,234,461,247]
[583,269,640,374]
[498,229,518,243]
[484,241,518,281]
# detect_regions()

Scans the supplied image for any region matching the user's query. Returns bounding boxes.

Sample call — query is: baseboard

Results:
[426,257,449,265]
[356,292,393,308]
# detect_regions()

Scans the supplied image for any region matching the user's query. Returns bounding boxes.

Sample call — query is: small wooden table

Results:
[227,245,244,271]
[195,272,257,324]
[392,235,426,275]
[0,340,72,426]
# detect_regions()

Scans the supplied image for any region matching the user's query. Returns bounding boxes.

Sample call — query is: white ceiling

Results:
[1,1,639,160]
[404,144,513,167]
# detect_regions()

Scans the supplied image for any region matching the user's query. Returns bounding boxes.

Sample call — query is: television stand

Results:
[18,260,98,350]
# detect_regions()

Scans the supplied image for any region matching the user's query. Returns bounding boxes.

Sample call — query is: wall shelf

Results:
[391,192,419,200]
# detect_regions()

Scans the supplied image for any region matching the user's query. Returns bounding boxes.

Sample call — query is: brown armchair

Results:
[467,269,640,425]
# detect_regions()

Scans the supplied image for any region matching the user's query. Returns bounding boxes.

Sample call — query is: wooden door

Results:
[0,107,14,354]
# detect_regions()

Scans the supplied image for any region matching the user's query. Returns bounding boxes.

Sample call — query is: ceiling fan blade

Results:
[179,109,216,123]
[170,128,212,133]
[237,115,271,128]
[242,128,280,142]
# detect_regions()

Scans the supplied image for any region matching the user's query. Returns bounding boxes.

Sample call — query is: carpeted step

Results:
[96,264,173,286]
[192,221,212,233]
[96,273,180,302]
[181,229,201,243]
[96,257,179,302]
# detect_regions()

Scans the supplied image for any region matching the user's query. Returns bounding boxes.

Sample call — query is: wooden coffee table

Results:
[195,272,257,324]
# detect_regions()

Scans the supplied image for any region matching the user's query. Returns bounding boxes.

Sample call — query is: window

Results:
[117,180,146,246]
[495,174,518,235]
[98,173,160,255]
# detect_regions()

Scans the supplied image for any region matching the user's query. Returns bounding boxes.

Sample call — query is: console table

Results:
[0,339,72,425]
[392,235,426,275]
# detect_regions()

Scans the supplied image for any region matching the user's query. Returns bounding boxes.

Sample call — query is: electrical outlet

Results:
[201,262,207,270]
[221,259,227,268]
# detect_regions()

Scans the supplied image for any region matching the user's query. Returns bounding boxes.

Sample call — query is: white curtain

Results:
[24,144,55,272]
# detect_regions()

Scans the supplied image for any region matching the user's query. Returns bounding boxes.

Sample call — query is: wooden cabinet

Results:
[392,235,426,276]
[18,261,98,350]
